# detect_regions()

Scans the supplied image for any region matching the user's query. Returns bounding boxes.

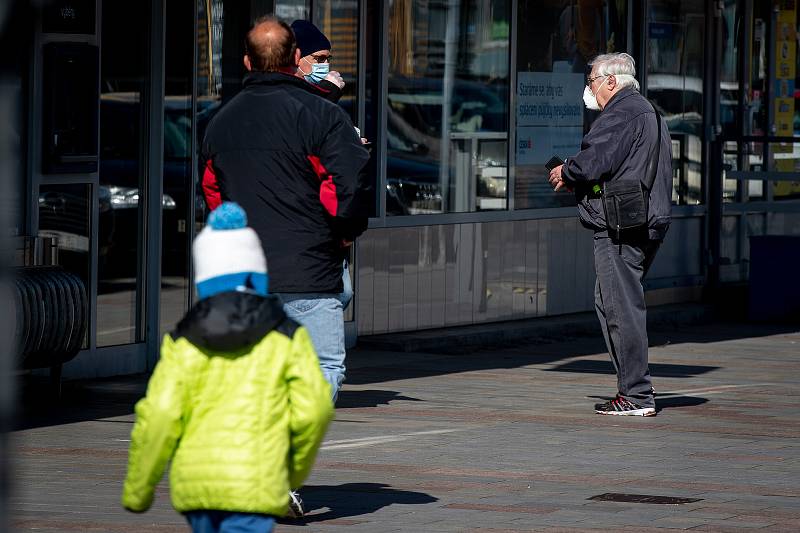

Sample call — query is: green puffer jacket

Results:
[121,291,333,515]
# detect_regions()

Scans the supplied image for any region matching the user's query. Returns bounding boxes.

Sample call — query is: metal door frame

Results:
[26,0,166,377]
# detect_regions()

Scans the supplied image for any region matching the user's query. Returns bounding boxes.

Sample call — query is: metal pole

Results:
[508,0,517,211]
[706,1,724,290]
[145,0,165,369]
[0,81,15,533]
[439,0,460,213]
[0,1,26,527]
[188,0,199,309]
[376,0,388,221]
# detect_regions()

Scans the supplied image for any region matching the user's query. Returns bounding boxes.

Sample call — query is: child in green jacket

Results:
[122,202,334,532]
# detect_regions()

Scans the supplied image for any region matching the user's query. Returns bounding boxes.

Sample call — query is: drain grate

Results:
[588,493,703,505]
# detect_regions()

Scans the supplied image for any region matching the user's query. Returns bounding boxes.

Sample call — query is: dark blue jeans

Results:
[185,511,275,533]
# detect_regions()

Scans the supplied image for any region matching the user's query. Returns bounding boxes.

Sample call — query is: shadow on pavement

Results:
[15,374,145,431]
[545,359,719,377]
[654,395,709,411]
[588,394,709,412]
[336,390,422,408]
[282,483,437,524]
[348,321,795,386]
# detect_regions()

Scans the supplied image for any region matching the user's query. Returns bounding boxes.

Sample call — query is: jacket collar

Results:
[172,291,287,352]
[602,86,637,112]
[243,71,333,97]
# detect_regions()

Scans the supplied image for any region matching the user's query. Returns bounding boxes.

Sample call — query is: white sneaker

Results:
[286,490,305,518]
[595,395,656,416]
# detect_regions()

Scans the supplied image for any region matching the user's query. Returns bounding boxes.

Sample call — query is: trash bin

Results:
[748,235,800,322]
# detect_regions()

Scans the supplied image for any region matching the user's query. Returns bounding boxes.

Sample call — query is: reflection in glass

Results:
[313,1,359,322]
[96,0,148,346]
[718,0,750,202]
[38,184,91,349]
[276,0,310,22]
[161,0,195,336]
[514,0,626,210]
[387,0,510,215]
[773,0,800,200]
[1,1,28,237]
[647,0,704,205]
[196,0,265,228]
[313,0,359,123]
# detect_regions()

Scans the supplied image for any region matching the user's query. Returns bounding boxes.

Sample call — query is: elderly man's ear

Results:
[243,54,252,71]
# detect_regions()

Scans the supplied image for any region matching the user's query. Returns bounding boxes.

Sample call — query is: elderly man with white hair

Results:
[548,52,673,416]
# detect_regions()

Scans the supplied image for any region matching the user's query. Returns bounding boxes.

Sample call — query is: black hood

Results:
[172,292,288,352]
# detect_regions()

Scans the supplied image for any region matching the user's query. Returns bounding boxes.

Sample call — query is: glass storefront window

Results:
[387,0,510,215]
[719,0,739,139]
[276,0,310,22]
[97,0,149,346]
[647,0,704,205]
[0,2,29,238]
[514,0,627,210]
[38,184,91,350]
[773,0,800,200]
[718,0,759,202]
[196,0,243,229]
[161,0,194,336]
[313,0,359,124]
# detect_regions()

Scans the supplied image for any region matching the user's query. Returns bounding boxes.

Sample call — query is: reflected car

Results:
[647,74,705,204]
[385,76,509,214]
[97,93,192,276]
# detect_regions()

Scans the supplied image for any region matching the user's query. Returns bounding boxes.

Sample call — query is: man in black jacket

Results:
[201,16,370,407]
[548,53,672,417]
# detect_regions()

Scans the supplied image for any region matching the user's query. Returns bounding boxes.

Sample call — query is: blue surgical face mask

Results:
[304,61,329,84]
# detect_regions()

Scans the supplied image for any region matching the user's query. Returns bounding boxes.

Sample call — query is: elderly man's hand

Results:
[325,70,345,89]
[548,164,567,192]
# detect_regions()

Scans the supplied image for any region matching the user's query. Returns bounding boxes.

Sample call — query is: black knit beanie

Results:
[291,20,331,56]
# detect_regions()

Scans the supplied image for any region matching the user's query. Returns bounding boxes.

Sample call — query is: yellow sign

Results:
[774,0,800,197]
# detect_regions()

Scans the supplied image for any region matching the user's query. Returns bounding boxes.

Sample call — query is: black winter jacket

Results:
[562,87,672,240]
[316,79,343,103]
[201,72,371,293]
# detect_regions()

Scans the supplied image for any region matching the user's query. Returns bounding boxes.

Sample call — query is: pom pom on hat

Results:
[193,203,268,299]
[207,202,247,230]
[291,20,332,56]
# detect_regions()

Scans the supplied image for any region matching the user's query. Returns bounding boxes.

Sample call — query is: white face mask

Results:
[582,76,608,111]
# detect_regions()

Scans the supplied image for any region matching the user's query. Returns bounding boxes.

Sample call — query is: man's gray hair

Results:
[589,52,640,92]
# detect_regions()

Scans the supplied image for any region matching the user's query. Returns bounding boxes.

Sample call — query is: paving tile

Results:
[10,321,800,532]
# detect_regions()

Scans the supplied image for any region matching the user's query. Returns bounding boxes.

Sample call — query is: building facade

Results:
[7,0,800,378]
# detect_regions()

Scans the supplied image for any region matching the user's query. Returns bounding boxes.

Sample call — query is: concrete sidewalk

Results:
[10,320,800,532]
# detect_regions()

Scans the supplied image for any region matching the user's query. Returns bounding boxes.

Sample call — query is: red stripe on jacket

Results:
[307,155,338,217]
[202,159,222,211]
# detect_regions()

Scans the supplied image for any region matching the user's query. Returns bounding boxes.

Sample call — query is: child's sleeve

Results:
[286,326,335,489]
[121,336,188,512]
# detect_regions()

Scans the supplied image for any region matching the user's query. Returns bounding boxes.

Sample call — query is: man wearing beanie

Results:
[122,203,333,533]
[291,19,345,103]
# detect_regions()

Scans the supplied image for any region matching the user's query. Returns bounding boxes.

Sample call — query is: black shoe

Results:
[595,395,656,416]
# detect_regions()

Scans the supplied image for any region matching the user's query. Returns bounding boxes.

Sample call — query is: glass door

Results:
[96,0,150,347]
[160,0,195,336]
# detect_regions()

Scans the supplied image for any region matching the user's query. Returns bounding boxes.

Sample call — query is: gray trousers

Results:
[593,233,661,408]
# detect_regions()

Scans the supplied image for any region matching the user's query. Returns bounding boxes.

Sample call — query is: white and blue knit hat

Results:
[193,202,268,299]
